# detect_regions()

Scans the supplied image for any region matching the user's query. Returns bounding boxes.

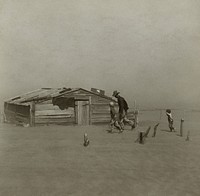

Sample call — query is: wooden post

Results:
[30,101,35,127]
[135,127,150,143]
[89,96,92,125]
[139,131,144,144]
[144,126,151,138]
[84,133,89,147]
[134,110,139,128]
[152,123,159,137]
[74,101,77,124]
[180,118,184,137]
[0,111,5,123]
[77,101,82,125]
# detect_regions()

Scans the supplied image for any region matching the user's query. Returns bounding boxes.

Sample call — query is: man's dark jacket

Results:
[117,96,129,114]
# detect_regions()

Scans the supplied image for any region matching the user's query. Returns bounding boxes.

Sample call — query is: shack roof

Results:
[5,88,115,106]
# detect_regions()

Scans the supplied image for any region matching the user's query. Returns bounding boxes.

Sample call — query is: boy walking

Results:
[109,102,123,133]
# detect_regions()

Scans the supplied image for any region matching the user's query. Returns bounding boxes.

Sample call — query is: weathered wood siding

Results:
[60,89,112,124]
[91,96,111,124]
[4,88,134,126]
[35,100,75,125]
[4,102,30,124]
[73,89,112,124]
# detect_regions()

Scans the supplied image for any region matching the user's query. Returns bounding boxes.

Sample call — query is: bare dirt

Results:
[0,121,199,196]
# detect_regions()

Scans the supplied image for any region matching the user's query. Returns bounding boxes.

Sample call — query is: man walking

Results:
[112,90,135,130]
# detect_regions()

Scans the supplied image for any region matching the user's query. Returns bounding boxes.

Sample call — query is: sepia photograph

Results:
[0,0,200,195]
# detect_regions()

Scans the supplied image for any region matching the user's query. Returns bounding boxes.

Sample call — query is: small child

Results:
[166,109,175,132]
[109,102,123,133]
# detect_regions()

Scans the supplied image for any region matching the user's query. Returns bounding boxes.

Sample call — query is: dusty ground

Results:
[0,121,199,196]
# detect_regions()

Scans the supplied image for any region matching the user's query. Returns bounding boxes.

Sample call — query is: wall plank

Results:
[35,117,75,124]
[35,115,73,119]
[35,104,68,111]
[35,110,74,116]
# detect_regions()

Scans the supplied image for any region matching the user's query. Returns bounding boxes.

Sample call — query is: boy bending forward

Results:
[109,102,123,133]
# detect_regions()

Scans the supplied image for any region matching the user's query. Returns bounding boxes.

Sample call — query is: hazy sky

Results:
[0,0,200,109]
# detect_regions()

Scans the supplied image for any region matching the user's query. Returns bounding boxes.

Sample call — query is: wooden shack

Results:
[4,88,119,126]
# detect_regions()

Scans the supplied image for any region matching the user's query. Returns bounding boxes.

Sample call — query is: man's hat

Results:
[112,90,120,97]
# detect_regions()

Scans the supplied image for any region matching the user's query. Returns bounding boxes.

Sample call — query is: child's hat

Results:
[166,109,171,113]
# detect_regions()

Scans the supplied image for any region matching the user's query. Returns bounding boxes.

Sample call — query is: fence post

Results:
[144,126,151,138]
[180,118,184,137]
[84,133,90,147]
[139,131,144,144]
[152,123,159,137]
[134,110,139,128]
